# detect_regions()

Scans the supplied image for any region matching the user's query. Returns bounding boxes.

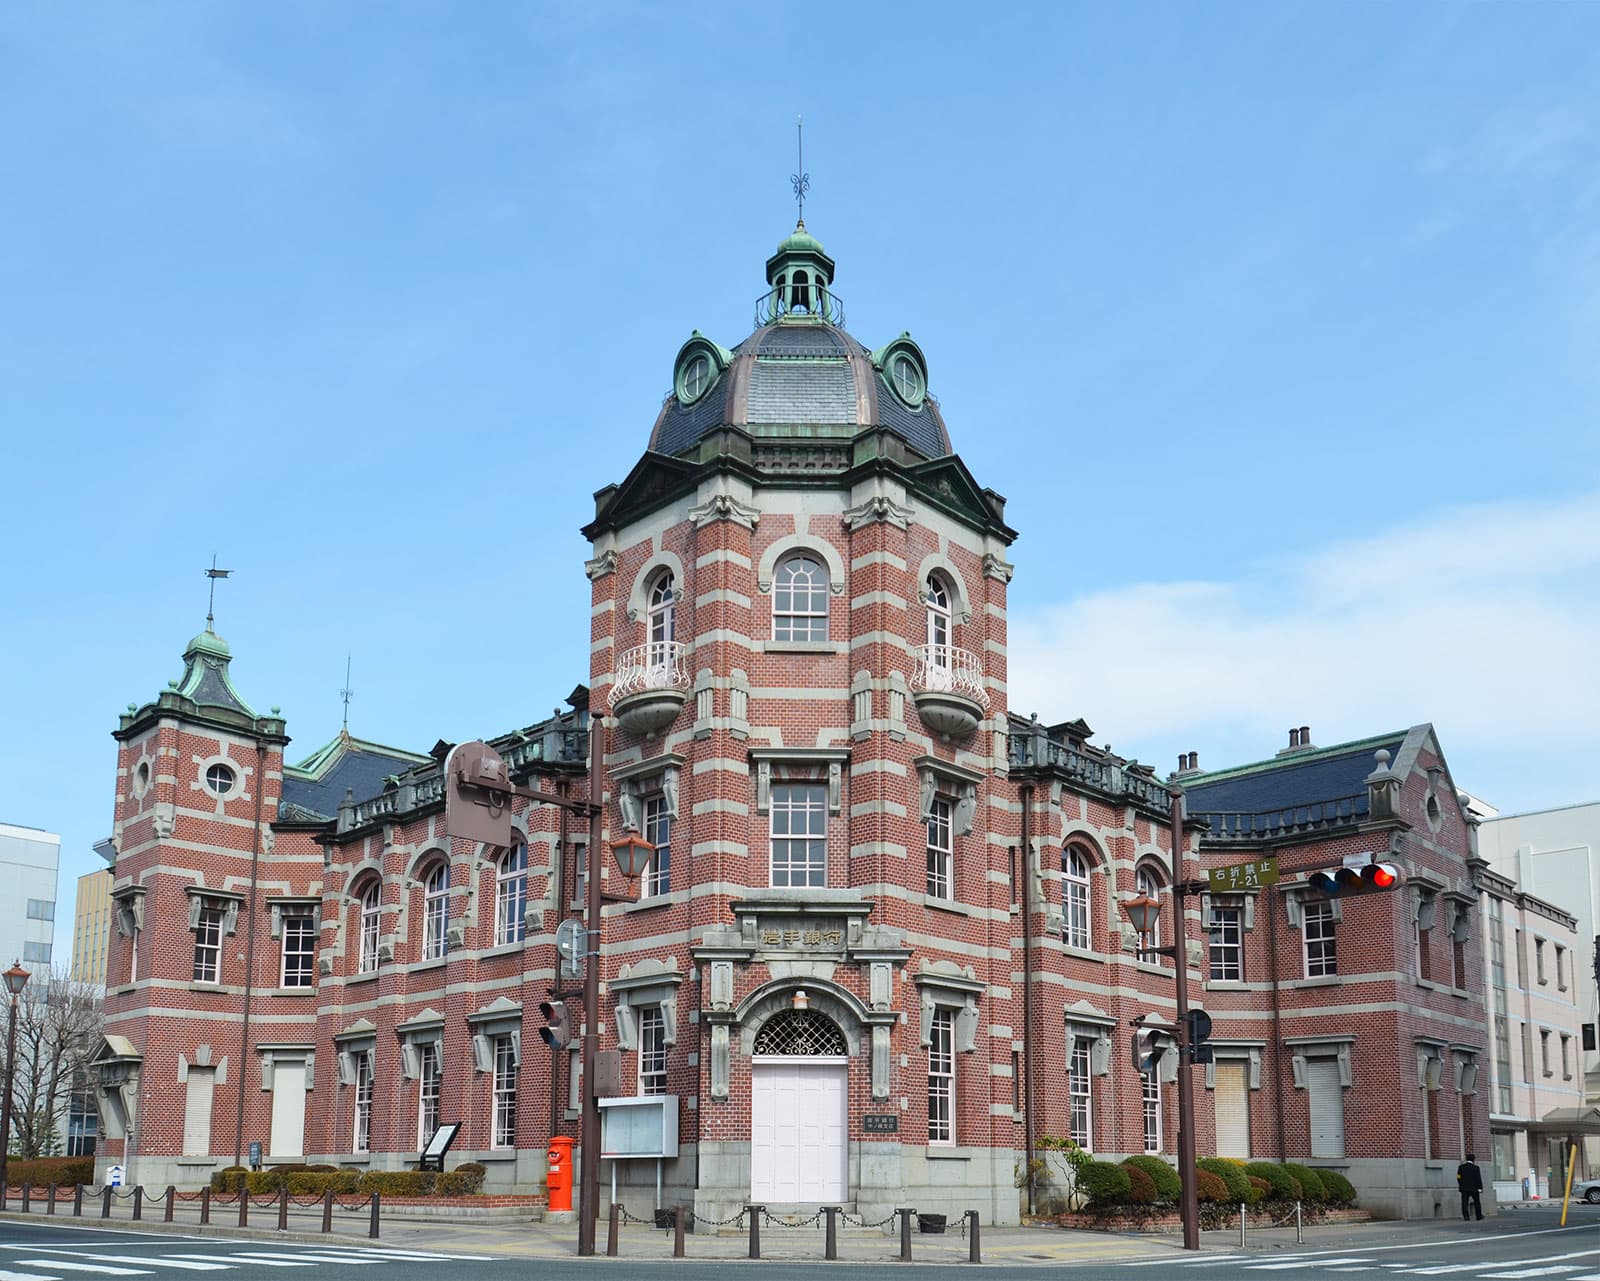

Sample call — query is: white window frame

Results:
[1136,866,1163,955]
[193,905,223,984]
[772,555,830,642]
[1062,847,1090,950]
[1142,1071,1162,1153]
[423,863,449,960]
[495,842,527,946]
[353,1050,373,1153]
[417,1042,440,1147]
[925,575,951,656]
[647,573,676,646]
[492,1034,518,1148]
[280,914,316,988]
[1068,1034,1093,1149]
[1209,904,1242,981]
[358,883,381,973]
[638,1006,667,1096]
[769,781,827,888]
[928,1007,955,1146]
[644,797,671,898]
[1304,900,1337,977]
[926,795,953,900]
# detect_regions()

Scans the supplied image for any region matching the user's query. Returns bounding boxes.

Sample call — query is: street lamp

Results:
[608,833,655,885]
[1119,791,1201,1251]
[0,960,31,1195]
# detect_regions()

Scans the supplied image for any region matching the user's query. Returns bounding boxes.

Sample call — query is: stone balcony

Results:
[910,644,990,739]
[611,641,692,736]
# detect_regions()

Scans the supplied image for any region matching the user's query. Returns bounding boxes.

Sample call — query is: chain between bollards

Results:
[897,1207,914,1261]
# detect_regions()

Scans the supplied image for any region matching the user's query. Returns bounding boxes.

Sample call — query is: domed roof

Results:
[185,627,231,660]
[775,223,825,256]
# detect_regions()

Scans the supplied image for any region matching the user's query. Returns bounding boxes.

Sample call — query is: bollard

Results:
[165,1186,176,1223]
[322,1189,334,1235]
[47,1183,58,1216]
[200,1185,211,1225]
[1238,1202,1246,1247]
[824,1205,839,1261]
[606,1203,620,1257]
[132,1185,143,1221]
[278,1186,289,1231]
[746,1204,763,1259]
[967,1209,982,1264]
[22,1183,32,1214]
[369,1191,381,1239]
[898,1207,914,1262]
[101,1185,113,1219]
[673,1205,686,1258]
[73,1182,84,1217]
[1295,1200,1303,1245]
[239,1185,249,1227]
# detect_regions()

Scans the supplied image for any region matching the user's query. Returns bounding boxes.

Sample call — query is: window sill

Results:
[1061,945,1104,964]
[925,896,977,917]
[620,895,675,915]
[927,1149,968,1160]
[347,972,379,985]
[761,641,846,655]
[413,959,447,973]
[1208,979,1247,990]
[1298,975,1340,987]
[274,986,317,996]
[188,982,227,994]
[482,942,525,960]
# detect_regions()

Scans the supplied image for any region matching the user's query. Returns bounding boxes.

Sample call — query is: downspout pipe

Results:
[1019,787,1035,1217]
[234,737,268,1168]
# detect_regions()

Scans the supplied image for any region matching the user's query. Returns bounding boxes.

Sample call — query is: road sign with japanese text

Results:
[1206,856,1279,892]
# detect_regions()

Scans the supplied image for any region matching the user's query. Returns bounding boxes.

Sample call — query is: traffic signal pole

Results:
[1169,787,1200,1252]
[577,716,605,1257]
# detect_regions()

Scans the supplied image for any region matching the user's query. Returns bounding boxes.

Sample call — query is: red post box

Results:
[546,1135,575,1213]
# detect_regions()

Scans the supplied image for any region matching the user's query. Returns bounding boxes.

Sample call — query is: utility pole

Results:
[1169,788,1200,1251]
[576,716,605,1256]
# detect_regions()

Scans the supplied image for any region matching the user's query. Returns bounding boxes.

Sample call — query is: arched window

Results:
[358,881,381,974]
[1136,866,1163,956]
[647,573,675,651]
[753,1009,847,1057]
[495,842,528,947]
[422,863,449,960]
[926,575,952,657]
[773,555,829,642]
[1062,847,1092,950]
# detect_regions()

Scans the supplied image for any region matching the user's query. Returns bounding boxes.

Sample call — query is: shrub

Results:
[212,1166,250,1193]
[286,1170,361,1196]
[1197,1157,1253,1204]
[6,1156,94,1188]
[1123,1155,1182,1202]
[1076,1160,1132,1207]
[1246,1176,1272,1205]
[454,1161,488,1191]
[1122,1164,1157,1205]
[358,1170,437,1196]
[1318,1169,1357,1208]
[1194,1169,1230,1203]
[1280,1164,1327,1204]
[1245,1162,1299,1201]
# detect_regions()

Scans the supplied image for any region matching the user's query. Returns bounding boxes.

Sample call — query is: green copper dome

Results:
[775,222,825,256]
[186,628,231,660]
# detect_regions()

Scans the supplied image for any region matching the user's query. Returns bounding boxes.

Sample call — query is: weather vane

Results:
[790,115,809,224]
[203,554,232,631]
[340,655,354,732]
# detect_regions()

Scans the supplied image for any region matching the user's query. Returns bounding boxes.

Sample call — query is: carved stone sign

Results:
[862,1114,899,1134]
[757,918,846,951]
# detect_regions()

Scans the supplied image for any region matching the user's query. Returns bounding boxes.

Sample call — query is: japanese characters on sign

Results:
[1205,856,1280,892]
[761,926,844,948]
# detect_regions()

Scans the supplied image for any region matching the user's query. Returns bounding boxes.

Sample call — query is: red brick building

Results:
[94,224,1489,1221]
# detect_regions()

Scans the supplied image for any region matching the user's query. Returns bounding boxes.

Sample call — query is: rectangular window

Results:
[1555,945,1567,990]
[638,1007,667,1096]
[1208,905,1242,981]
[1303,901,1337,977]
[280,915,316,988]
[22,941,52,965]
[644,797,671,898]
[26,898,54,920]
[928,1008,955,1146]
[1561,1035,1572,1079]
[1416,918,1433,982]
[1540,1029,1552,1076]
[1513,926,1524,987]
[770,782,827,888]
[193,906,223,983]
[1068,1037,1092,1149]
[1519,1021,1534,1084]
[359,893,381,974]
[353,1052,373,1153]
[1142,1072,1162,1153]
[417,1043,441,1147]
[183,1065,216,1156]
[1535,939,1547,984]
[1584,1024,1597,1054]
[1489,902,1506,989]
[492,1035,518,1149]
[1011,1049,1021,1115]
[1453,934,1467,991]
[926,796,952,899]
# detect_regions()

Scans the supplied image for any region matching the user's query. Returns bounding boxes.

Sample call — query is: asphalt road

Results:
[2,1206,1596,1281]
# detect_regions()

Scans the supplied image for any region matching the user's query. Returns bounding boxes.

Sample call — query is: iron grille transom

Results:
[753,1009,847,1057]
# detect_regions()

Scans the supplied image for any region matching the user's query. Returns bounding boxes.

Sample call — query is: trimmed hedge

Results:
[1123,1164,1157,1205]
[1280,1163,1327,1204]
[1197,1157,1254,1204]
[210,1162,484,1197]
[5,1156,94,1188]
[1245,1162,1300,1200]
[1318,1169,1357,1208]
[1194,1168,1230,1203]
[1122,1155,1182,1202]
[1077,1160,1132,1206]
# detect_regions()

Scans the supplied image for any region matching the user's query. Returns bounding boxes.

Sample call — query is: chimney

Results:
[1277,727,1315,758]
[1171,751,1201,780]
[1300,725,1313,749]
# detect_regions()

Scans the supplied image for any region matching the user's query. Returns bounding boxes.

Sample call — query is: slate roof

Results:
[1182,732,1406,822]
[874,372,950,459]
[279,734,431,822]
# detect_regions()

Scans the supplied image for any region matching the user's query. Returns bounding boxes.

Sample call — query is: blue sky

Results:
[2,2,1596,968]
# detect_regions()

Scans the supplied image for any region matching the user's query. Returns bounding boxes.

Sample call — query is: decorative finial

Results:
[790,115,809,226]
[203,554,232,631]
[340,655,354,733]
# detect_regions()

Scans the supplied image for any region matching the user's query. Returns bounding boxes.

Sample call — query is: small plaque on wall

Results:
[862,1113,899,1134]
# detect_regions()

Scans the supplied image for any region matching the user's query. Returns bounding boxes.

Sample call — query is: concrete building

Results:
[0,821,60,970]
[72,867,115,988]
[1474,800,1600,1194]
[95,222,1494,1219]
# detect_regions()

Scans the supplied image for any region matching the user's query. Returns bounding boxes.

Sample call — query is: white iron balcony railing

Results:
[911,644,990,710]
[611,640,692,704]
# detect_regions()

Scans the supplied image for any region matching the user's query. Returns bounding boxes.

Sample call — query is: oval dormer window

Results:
[891,353,924,407]
[682,354,711,401]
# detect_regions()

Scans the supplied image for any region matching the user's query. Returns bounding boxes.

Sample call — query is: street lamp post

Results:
[0,960,32,1195]
[1121,791,1200,1251]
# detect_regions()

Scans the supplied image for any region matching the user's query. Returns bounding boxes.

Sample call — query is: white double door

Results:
[750,1058,847,1203]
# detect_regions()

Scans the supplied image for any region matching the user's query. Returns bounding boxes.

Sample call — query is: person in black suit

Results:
[1457,1153,1485,1220]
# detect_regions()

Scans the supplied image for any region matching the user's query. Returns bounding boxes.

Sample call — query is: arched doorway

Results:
[750,1008,848,1203]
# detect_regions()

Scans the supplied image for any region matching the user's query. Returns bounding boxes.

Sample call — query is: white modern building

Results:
[0,822,60,970]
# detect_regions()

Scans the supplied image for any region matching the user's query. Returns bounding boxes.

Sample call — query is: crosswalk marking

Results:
[16,1265,150,1277]
[1247,1261,1375,1272]
[329,1252,495,1262]
[162,1260,309,1271]
[57,1261,227,1274]
[0,1271,63,1281]
[1481,1270,1587,1279]
[218,1256,382,1267]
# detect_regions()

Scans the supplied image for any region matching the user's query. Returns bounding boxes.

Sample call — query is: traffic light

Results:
[538,999,572,1049]
[1131,1026,1172,1075]
[1307,862,1399,897]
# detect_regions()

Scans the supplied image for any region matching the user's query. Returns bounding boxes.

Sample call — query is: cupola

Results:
[761,221,841,324]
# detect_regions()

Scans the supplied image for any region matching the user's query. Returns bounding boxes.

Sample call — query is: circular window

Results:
[678,352,714,404]
[132,761,151,798]
[205,763,236,797]
[889,352,925,407]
